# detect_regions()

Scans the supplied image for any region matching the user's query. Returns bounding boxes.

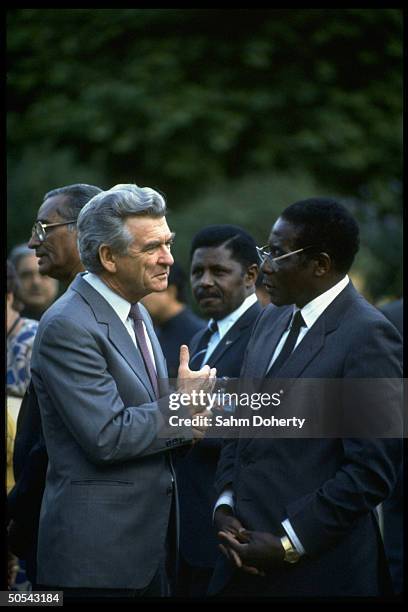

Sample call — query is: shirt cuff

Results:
[213,488,234,521]
[282,518,306,556]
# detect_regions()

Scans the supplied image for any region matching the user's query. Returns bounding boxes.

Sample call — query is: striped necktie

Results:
[129,303,159,398]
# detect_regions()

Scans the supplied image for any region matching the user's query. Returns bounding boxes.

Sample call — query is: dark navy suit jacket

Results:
[380,298,403,595]
[176,300,263,568]
[209,282,402,597]
[8,382,47,584]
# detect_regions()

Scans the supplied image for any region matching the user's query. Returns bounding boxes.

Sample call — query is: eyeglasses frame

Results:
[256,244,316,269]
[31,220,77,243]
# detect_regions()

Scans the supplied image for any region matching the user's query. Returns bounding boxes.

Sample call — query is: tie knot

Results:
[290,310,305,331]
[129,303,143,321]
[208,320,218,334]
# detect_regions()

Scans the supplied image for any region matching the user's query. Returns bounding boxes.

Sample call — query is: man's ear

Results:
[244,263,259,287]
[313,252,331,277]
[99,244,117,273]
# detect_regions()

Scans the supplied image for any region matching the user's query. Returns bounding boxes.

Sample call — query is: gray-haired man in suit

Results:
[31,184,215,599]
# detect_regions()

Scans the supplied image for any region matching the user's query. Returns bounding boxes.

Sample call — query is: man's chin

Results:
[25,297,48,307]
[37,258,50,275]
[265,286,285,307]
[38,266,50,277]
[38,263,59,280]
[152,278,168,292]
[270,298,287,307]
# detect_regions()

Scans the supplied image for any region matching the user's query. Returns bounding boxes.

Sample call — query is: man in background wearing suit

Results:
[8,183,103,589]
[176,225,261,597]
[380,297,403,596]
[30,184,216,599]
[211,198,402,598]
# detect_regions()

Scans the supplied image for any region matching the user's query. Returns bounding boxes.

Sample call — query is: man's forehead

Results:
[37,195,69,221]
[125,215,171,241]
[269,217,297,244]
[192,244,236,265]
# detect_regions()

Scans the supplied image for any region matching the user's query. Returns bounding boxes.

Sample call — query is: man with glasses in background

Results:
[8,183,102,590]
[210,198,402,598]
[27,184,103,286]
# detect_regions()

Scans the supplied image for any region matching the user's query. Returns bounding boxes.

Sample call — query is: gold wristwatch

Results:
[280,535,301,564]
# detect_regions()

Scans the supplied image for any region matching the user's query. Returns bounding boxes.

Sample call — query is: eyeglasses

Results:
[256,245,315,270]
[31,220,76,243]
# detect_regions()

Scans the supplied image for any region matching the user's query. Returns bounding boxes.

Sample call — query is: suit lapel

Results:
[71,275,156,400]
[239,282,359,451]
[277,318,325,378]
[249,307,292,381]
[275,282,355,378]
[106,317,157,400]
[189,328,211,361]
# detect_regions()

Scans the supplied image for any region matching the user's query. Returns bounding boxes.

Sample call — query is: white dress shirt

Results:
[214,275,350,555]
[267,274,350,372]
[202,293,258,365]
[83,272,157,370]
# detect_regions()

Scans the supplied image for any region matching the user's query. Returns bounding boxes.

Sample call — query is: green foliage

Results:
[169,171,325,262]
[7,9,402,300]
[7,146,106,249]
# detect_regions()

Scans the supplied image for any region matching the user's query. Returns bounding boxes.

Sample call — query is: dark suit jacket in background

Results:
[176,301,263,569]
[380,298,403,337]
[155,307,205,379]
[8,381,47,585]
[380,298,403,595]
[209,283,402,597]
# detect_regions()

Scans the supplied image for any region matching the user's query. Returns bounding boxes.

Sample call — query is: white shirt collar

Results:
[83,272,132,324]
[210,293,258,340]
[293,275,349,329]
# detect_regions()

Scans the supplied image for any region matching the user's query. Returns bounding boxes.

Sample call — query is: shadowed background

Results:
[7,8,402,302]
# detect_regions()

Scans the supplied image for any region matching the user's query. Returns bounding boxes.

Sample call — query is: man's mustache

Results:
[195,290,222,300]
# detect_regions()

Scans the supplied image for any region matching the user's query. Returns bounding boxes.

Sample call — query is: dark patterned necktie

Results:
[189,320,219,369]
[129,303,159,398]
[266,310,306,377]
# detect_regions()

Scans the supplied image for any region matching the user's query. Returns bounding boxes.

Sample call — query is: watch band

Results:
[280,535,301,564]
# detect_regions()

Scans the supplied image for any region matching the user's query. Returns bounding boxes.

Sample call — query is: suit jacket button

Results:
[166,485,173,495]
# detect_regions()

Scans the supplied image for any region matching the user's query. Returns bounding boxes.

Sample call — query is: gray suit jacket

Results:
[31,274,191,589]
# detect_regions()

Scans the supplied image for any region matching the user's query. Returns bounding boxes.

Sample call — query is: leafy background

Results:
[7,8,402,303]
